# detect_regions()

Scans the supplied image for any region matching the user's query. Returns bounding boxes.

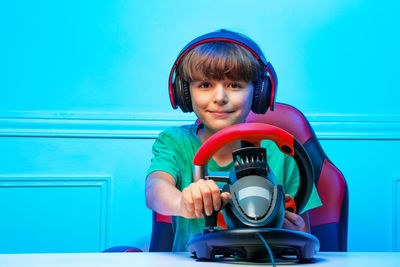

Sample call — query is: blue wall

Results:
[0,0,399,253]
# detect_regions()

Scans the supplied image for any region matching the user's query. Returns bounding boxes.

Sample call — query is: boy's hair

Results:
[177,41,264,84]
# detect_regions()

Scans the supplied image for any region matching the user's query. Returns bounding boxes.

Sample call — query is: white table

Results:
[0,252,399,267]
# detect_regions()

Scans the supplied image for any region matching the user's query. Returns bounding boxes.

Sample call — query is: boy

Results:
[145,30,321,252]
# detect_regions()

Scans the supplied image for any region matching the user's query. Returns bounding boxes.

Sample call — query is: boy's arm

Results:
[146,170,231,219]
[145,171,182,217]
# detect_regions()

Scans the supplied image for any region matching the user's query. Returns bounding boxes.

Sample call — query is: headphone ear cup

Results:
[252,75,272,114]
[181,79,193,112]
[173,76,193,113]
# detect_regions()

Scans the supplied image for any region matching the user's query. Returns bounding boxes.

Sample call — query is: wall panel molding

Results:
[0,112,399,140]
[0,176,111,252]
[394,177,400,252]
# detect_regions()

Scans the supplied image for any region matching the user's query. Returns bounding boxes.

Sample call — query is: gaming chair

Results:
[149,102,348,252]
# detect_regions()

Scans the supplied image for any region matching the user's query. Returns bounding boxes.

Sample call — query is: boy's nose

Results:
[213,84,228,105]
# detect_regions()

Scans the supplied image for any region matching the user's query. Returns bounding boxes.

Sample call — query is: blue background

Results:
[0,0,399,253]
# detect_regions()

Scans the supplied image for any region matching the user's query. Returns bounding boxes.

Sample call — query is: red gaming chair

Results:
[149,102,349,252]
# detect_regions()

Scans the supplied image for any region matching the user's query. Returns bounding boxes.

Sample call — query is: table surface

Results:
[0,252,400,267]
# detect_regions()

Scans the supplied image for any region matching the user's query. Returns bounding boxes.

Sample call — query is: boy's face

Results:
[190,78,253,134]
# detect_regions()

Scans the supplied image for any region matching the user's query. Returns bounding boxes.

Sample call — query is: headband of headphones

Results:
[168,29,278,113]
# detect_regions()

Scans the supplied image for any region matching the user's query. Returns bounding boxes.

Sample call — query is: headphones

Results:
[168,29,278,114]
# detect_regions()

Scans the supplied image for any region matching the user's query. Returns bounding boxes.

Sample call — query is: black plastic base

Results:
[187,228,320,262]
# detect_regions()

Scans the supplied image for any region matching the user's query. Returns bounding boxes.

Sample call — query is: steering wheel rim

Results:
[193,122,314,214]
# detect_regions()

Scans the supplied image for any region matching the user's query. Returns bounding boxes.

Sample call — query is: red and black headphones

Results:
[168,29,278,114]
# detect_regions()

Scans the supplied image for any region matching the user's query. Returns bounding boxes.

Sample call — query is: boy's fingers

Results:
[284,211,304,228]
[191,184,203,217]
[198,181,213,216]
[221,192,232,208]
[283,218,294,230]
[206,180,221,211]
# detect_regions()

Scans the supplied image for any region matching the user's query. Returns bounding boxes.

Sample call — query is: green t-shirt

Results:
[147,123,322,252]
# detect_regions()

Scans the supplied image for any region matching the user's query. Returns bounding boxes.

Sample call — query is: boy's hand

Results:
[283,210,305,231]
[282,194,307,232]
[179,179,231,219]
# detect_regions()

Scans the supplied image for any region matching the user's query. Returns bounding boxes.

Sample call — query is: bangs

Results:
[178,42,263,82]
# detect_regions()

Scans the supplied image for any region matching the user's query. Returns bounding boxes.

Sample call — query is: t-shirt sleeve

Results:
[146,131,180,182]
[283,155,322,214]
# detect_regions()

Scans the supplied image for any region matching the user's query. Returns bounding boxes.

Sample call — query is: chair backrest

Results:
[149,102,348,252]
[247,103,348,251]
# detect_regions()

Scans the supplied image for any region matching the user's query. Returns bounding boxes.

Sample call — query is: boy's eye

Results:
[229,83,242,89]
[199,82,211,88]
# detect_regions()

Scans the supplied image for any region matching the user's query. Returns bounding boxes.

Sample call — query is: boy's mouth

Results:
[208,110,234,117]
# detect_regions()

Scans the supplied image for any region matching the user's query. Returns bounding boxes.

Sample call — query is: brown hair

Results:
[177,42,264,83]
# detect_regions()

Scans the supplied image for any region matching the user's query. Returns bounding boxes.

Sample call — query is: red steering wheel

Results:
[193,122,314,214]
